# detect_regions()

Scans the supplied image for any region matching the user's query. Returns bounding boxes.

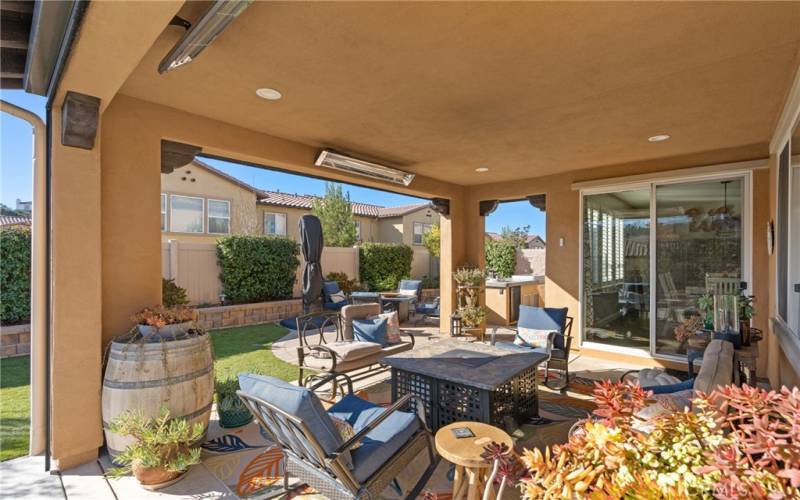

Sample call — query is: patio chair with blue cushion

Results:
[490,305,574,391]
[414,297,440,325]
[237,372,438,500]
[323,281,350,311]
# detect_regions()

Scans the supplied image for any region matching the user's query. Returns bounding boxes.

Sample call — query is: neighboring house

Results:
[161,160,439,247]
[485,232,546,249]
[0,215,31,228]
[15,199,32,214]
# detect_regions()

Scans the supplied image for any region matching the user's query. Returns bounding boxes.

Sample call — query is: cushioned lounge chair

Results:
[238,373,438,500]
[414,296,440,325]
[296,305,415,390]
[323,281,350,311]
[490,305,574,391]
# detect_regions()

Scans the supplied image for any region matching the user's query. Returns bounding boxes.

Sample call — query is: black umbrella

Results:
[299,214,324,315]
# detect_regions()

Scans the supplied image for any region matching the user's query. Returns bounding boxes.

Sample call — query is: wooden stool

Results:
[434,422,514,500]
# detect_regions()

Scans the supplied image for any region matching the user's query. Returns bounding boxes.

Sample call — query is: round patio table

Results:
[434,421,513,500]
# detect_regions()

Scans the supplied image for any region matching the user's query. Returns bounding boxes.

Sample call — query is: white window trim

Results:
[264,211,287,236]
[207,198,231,235]
[169,194,205,234]
[578,167,756,363]
[160,193,167,232]
[413,222,432,245]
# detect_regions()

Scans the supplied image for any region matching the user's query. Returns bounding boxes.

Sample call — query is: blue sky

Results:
[0,89,545,236]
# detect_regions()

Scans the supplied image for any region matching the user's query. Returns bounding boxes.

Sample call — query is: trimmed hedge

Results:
[1,227,31,324]
[216,235,300,304]
[359,243,412,291]
[485,239,517,278]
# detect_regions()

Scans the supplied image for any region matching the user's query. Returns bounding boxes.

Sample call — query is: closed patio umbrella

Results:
[299,214,324,315]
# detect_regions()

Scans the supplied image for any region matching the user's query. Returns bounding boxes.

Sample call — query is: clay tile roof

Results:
[259,191,430,219]
[0,216,31,227]
[190,159,431,218]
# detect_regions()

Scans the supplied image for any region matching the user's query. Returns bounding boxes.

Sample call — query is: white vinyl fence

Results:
[162,240,435,305]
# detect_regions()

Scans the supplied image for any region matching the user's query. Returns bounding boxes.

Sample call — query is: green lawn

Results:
[210,323,299,383]
[0,323,296,462]
[0,355,30,462]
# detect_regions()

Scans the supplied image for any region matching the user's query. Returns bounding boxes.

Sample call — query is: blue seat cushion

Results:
[416,303,439,315]
[646,377,695,394]
[323,281,342,300]
[324,301,347,311]
[352,317,388,346]
[328,394,420,483]
[238,373,350,468]
[518,306,568,349]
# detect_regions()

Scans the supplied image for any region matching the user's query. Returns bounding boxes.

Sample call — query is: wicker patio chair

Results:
[238,372,439,500]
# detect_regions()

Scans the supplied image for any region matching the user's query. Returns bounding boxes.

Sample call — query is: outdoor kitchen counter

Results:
[485,276,544,326]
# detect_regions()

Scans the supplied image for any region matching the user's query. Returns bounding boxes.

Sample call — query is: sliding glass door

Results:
[582,175,748,357]
[583,189,651,352]
[654,179,744,355]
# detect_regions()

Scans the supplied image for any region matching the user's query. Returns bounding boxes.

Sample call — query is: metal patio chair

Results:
[238,373,439,500]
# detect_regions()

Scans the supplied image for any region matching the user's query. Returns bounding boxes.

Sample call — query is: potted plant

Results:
[739,294,755,345]
[696,292,714,330]
[458,305,487,329]
[132,305,196,338]
[106,407,203,490]
[216,378,253,428]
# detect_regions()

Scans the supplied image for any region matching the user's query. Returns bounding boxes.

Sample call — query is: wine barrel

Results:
[102,334,214,456]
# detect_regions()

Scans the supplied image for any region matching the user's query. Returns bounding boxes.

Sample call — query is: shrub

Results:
[216,235,300,304]
[421,275,439,289]
[520,381,800,499]
[0,226,31,324]
[485,239,516,278]
[359,243,412,291]
[162,278,189,307]
[325,271,358,294]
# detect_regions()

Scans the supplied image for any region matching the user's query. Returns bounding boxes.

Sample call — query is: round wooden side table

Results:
[434,422,514,500]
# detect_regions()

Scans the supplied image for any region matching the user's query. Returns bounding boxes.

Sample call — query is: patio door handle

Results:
[794,284,800,293]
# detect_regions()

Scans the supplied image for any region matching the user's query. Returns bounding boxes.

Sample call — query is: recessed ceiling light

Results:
[475,167,489,172]
[256,88,282,100]
[648,134,671,142]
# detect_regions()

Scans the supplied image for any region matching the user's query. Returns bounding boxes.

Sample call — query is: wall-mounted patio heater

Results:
[314,149,415,186]
[159,0,253,74]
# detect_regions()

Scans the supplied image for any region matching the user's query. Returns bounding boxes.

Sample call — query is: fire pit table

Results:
[383,340,547,431]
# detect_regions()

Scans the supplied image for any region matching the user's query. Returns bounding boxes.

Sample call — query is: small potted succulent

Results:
[696,292,714,330]
[106,407,203,490]
[132,305,196,338]
[739,294,756,345]
[216,378,253,428]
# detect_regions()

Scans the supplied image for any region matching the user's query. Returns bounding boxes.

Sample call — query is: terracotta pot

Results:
[131,461,185,490]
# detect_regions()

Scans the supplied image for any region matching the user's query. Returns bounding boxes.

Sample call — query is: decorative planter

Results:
[136,321,194,339]
[218,406,253,428]
[102,333,214,456]
[132,462,186,491]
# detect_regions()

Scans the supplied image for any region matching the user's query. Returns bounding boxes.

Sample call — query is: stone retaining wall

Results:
[1,324,31,358]
[196,299,303,330]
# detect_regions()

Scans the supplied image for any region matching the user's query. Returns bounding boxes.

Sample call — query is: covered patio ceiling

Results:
[118,2,800,186]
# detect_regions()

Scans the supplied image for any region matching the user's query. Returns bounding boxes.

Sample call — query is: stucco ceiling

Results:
[120,2,800,186]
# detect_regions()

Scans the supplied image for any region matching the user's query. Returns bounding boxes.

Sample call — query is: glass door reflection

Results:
[583,189,651,352]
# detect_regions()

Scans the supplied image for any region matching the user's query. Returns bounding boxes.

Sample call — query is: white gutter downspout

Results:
[1,100,47,456]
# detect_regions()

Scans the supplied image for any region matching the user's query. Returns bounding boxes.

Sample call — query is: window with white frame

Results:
[354,220,362,241]
[413,222,432,245]
[160,193,167,232]
[264,212,287,236]
[207,199,231,234]
[777,118,800,336]
[169,195,204,233]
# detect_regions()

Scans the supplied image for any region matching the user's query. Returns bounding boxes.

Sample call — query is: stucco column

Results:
[100,98,162,347]
[50,106,104,470]
[438,190,484,332]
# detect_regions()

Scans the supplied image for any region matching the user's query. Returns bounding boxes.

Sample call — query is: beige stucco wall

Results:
[161,165,259,244]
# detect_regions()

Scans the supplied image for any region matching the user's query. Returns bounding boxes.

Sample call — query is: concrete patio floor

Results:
[3,322,650,500]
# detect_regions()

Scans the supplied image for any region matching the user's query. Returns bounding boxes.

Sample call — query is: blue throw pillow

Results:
[353,318,388,346]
